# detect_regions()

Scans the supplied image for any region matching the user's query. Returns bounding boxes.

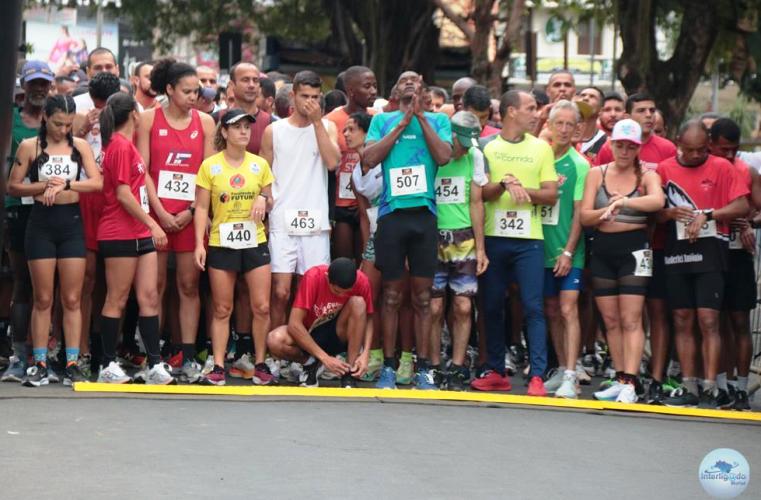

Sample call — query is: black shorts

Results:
[25,203,86,260]
[207,245,271,273]
[723,251,757,311]
[334,206,359,228]
[5,205,32,253]
[646,249,667,300]
[589,229,651,296]
[666,271,724,310]
[309,316,346,356]
[374,207,437,280]
[98,237,156,258]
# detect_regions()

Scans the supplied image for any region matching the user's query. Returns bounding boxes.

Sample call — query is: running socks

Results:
[737,376,748,392]
[182,343,196,364]
[383,357,396,369]
[235,332,253,359]
[683,377,700,396]
[65,347,79,367]
[32,347,47,365]
[100,316,121,365]
[716,372,728,392]
[138,316,161,368]
[10,302,30,344]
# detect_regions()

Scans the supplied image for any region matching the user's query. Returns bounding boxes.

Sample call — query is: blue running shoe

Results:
[414,368,437,390]
[376,366,396,389]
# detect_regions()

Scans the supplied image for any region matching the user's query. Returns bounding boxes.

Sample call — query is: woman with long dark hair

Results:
[8,95,101,386]
[96,92,172,384]
[136,58,215,382]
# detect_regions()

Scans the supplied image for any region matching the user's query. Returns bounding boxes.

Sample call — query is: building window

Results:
[577,20,602,55]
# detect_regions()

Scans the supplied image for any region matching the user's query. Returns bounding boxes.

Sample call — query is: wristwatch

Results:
[562,250,573,259]
[258,192,269,200]
[189,206,196,216]
[703,209,714,221]
[64,179,71,191]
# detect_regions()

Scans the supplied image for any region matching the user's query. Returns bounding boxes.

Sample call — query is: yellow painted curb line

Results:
[73,382,761,423]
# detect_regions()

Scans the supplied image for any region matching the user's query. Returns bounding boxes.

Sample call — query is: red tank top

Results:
[149,107,205,213]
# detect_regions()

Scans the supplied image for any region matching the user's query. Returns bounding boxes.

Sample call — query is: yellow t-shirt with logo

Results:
[196,151,274,247]
[483,134,557,240]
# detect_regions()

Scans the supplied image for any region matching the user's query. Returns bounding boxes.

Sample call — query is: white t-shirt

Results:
[270,118,331,233]
[74,92,103,169]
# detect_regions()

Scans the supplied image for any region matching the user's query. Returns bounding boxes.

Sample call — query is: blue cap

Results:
[21,60,55,84]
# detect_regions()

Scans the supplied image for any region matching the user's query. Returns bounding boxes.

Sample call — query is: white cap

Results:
[611,118,642,145]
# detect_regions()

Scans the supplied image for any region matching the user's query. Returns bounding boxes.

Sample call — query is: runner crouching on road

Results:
[266,258,373,388]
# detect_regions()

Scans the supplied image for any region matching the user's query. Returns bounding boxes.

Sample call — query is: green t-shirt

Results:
[366,111,452,219]
[434,147,487,230]
[5,108,39,208]
[542,147,589,268]
[482,133,557,240]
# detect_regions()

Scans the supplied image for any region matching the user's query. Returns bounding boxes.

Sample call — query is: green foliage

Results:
[730,93,758,137]
[114,0,261,53]
[255,0,330,43]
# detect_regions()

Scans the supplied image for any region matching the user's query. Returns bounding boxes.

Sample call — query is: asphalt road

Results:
[0,384,759,500]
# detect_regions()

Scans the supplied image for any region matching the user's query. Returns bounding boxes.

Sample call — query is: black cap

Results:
[221,108,256,126]
[328,258,357,289]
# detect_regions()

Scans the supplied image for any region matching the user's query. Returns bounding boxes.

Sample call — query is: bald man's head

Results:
[452,77,477,112]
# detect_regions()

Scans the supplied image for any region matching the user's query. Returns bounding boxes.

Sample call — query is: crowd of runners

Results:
[2,47,758,412]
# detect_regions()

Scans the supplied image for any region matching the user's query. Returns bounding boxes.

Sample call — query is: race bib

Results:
[435,176,465,205]
[157,170,196,201]
[338,172,355,200]
[540,201,560,226]
[286,209,321,235]
[493,209,531,238]
[367,206,379,234]
[390,165,427,197]
[21,178,33,205]
[39,156,77,181]
[729,229,744,250]
[139,186,149,213]
[219,221,257,249]
[676,219,717,240]
[632,249,653,277]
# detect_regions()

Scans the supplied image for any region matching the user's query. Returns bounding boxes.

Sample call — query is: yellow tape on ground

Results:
[72,382,761,423]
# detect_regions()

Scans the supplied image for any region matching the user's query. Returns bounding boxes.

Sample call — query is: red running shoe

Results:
[166,351,183,370]
[527,376,547,396]
[470,370,512,391]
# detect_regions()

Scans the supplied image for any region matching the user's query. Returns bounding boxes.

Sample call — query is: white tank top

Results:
[74,93,102,177]
[270,118,330,233]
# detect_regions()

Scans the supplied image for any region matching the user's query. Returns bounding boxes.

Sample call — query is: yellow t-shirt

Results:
[483,134,557,240]
[196,151,274,247]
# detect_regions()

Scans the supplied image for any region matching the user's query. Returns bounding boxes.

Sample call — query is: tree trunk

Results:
[338,0,440,95]
[616,0,720,136]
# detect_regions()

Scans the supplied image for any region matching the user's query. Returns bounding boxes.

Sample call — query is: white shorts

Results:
[268,231,331,274]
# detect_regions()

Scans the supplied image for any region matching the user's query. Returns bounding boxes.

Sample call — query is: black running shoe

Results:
[431,368,446,389]
[63,363,88,386]
[663,388,699,407]
[715,388,733,409]
[340,374,356,388]
[733,390,751,411]
[646,380,665,405]
[446,365,469,392]
[299,360,319,388]
[22,363,49,387]
[698,390,719,410]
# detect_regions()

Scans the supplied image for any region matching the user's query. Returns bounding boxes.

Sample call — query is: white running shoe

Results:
[146,363,175,385]
[265,357,280,379]
[594,381,624,401]
[286,362,303,383]
[319,353,345,380]
[97,361,132,384]
[201,356,215,376]
[616,383,638,404]
[543,367,565,393]
[575,360,592,385]
[555,373,579,399]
